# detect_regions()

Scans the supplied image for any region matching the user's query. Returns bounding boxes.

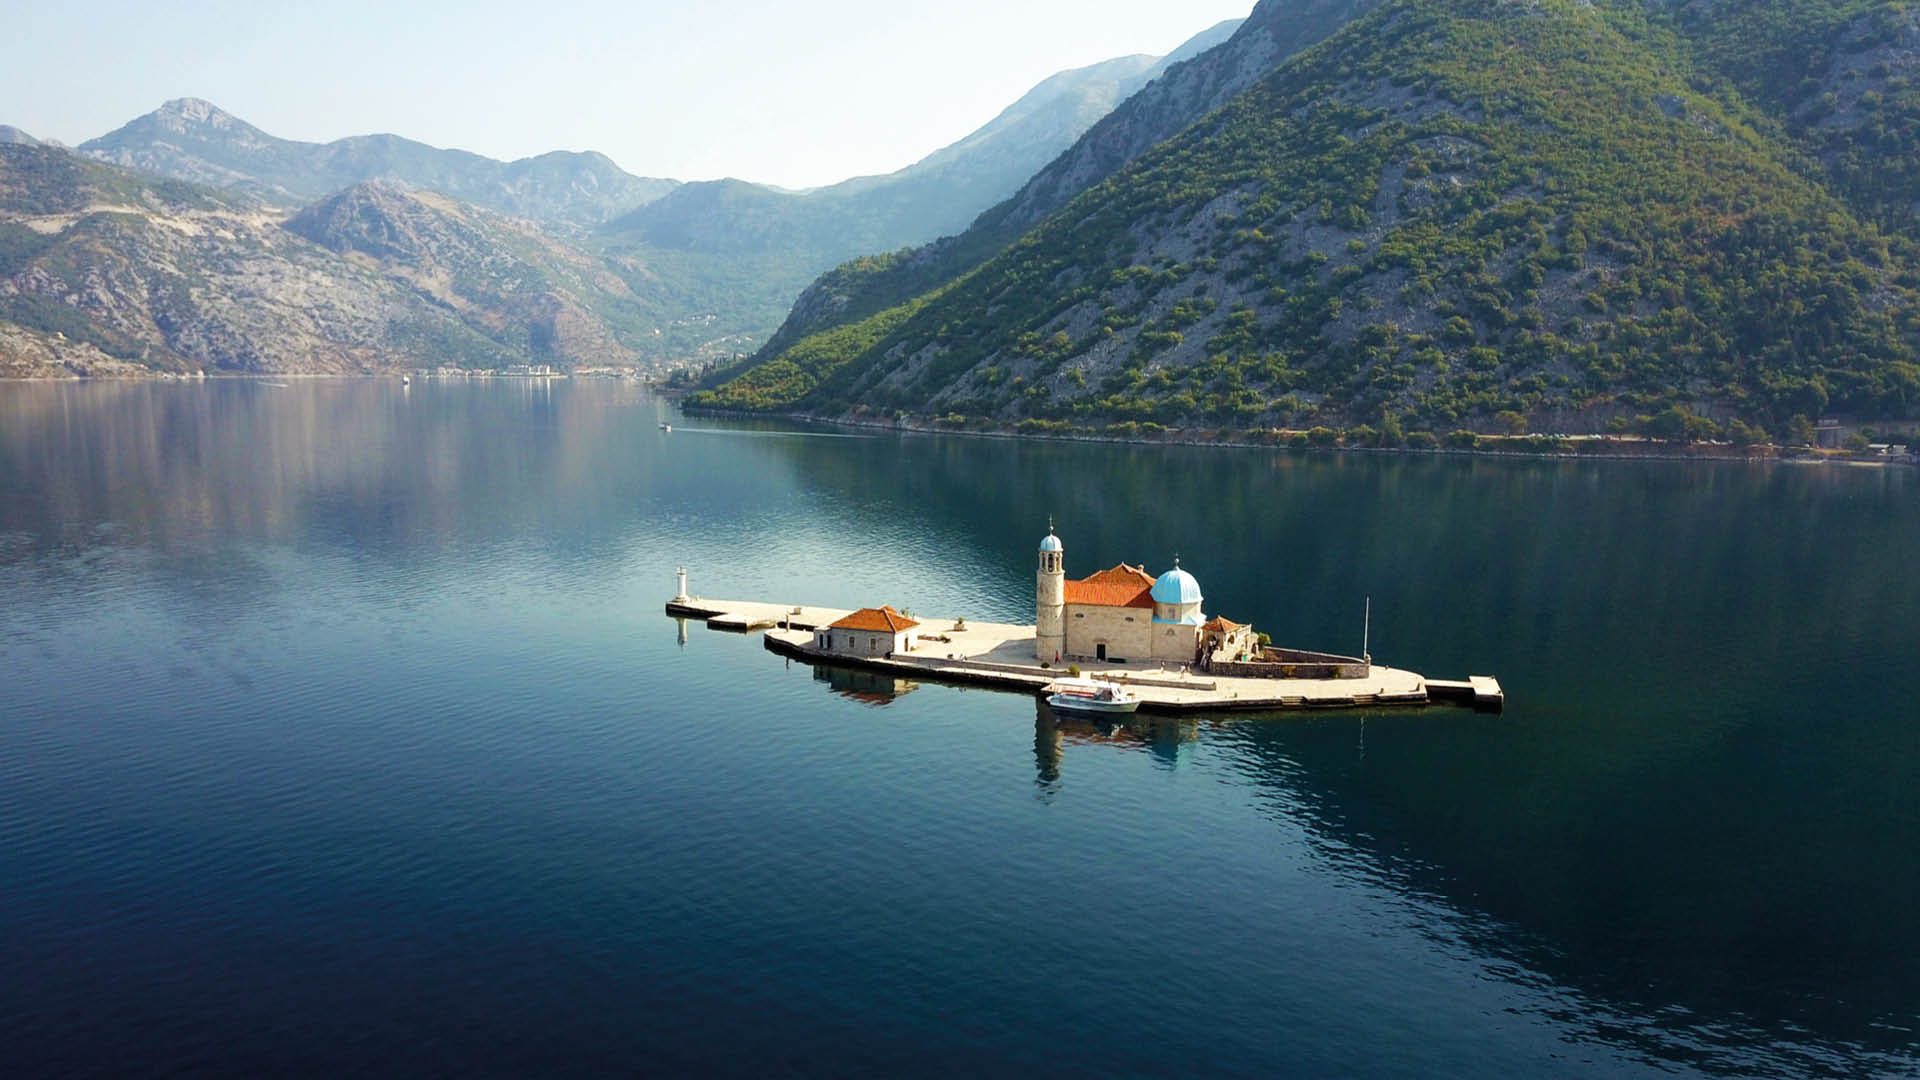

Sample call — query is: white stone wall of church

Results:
[1064,605,1153,661]
[1151,620,1202,663]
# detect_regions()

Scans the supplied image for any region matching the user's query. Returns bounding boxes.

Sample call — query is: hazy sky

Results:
[5,0,1253,189]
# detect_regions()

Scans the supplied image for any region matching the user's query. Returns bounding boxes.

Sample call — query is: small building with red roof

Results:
[815,606,920,659]
[1202,616,1257,662]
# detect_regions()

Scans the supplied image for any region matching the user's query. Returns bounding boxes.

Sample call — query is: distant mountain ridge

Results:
[0,15,1255,377]
[594,17,1247,344]
[78,98,679,228]
[739,1,1367,362]
[582,16,1247,361]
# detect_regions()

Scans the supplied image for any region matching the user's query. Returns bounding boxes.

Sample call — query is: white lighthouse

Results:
[1035,523,1066,662]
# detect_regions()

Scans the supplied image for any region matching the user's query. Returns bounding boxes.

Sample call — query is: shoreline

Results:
[680,403,1920,470]
[8,375,1907,468]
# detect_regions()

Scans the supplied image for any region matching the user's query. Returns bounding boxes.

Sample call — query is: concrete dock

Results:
[667,596,1503,714]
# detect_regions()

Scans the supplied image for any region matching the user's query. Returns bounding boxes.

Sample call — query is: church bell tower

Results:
[1036,522,1066,662]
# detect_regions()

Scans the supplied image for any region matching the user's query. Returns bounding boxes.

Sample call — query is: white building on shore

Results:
[816,606,920,659]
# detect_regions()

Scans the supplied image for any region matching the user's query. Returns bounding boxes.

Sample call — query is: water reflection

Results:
[1031,702,1200,797]
[1204,712,1920,1075]
[1017,698,1919,1075]
[745,413,1920,1071]
[811,664,919,707]
[4,380,1917,1075]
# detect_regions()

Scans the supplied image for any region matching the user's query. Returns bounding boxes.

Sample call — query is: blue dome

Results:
[1151,565,1203,605]
[1039,533,1063,553]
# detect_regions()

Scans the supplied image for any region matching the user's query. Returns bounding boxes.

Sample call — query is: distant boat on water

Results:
[660,423,672,432]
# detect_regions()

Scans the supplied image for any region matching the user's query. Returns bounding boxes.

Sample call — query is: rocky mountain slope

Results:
[79,98,678,228]
[697,0,1920,437]
[0,144,545,377]
[284,182,665,367]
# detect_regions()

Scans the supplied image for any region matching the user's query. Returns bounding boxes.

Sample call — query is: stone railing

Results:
[1210,647,1369,681]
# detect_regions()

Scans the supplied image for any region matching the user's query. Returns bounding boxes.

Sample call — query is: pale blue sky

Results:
[5,0,1252,188]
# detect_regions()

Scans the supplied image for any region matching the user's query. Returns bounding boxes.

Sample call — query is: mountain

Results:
[614,20,1243,257]
[1653,0,1920,227]
[78,98,678,227]
[813,17,1244,246]
[0,143,602,377]
[741,2,1374,364]
[0,126,41,146]
[284,182,660,367]
[33,23,1248,371]
[594,18,1246,356]
[695,0,1920,438]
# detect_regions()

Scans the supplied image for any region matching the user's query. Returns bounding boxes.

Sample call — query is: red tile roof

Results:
[1202,616,1246,632]
[830,606,920,633]
[1065,564,1155,609]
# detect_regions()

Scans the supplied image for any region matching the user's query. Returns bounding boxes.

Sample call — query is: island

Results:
[666,529,1502,714]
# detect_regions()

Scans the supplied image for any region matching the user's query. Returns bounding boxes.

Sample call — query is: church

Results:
[1035,527,1244,665]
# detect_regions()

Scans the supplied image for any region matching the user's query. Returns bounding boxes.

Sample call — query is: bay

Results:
[1,379,1915,1076]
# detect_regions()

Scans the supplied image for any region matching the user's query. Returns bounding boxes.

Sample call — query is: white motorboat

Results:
[1045,677,1140,715]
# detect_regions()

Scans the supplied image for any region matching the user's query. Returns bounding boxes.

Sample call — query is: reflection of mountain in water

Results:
[766,420,1920,1070]
[1039,708,1919,1076]
[6,381,1917,1075]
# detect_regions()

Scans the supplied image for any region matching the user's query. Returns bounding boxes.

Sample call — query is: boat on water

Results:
[660,423,672,432]
[1045,677,1140,715]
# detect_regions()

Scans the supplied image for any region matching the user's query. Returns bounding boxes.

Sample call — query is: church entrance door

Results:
[1096,643,1107,661]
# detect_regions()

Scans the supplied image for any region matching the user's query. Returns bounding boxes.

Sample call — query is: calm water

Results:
[2,380,1917,1077]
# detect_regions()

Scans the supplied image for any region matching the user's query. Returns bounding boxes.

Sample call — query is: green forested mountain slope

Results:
[698,0,1920,435]
[1656,1,1920,227]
